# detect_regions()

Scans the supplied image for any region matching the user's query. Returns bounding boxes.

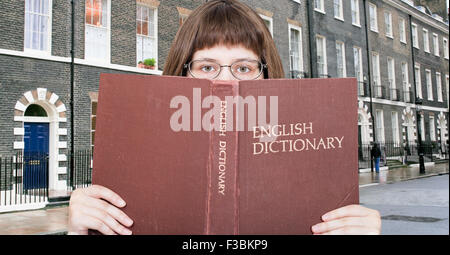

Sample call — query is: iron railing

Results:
[0,150,93,207]
[358,142,444,169]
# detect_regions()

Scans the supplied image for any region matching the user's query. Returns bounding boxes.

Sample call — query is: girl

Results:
[68,0,381,235]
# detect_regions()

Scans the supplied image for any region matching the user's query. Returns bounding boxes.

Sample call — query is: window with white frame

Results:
[85,0,110,62]
[423,29,430,53]
[399,18,406,43]
[384,11,393,38]
[335,41,346,77]
[369,3,378,32]
[401,62,410,101]
[446,75,449,107]
[372,52,381,86]
[334,0,343,20]
[136,4,157,68]
[25,0,51,52]
[415,64,422,99]
[260,14,273,37]
[289,25,304,77]
[314,0,325,13]
[420,114,425,141]
[351,0,360,26]
[426,69,433,100]
[436,72,442,102]
[412,23,419,48]
[444,38,449,59]
[387,57,396,100]
[316,35,327,77]
[353,46,363,83]
[429,116,436,141]
[432,33,439,56]
[91,101,97,149]
[391,111,400,144]
[376,109,385,143]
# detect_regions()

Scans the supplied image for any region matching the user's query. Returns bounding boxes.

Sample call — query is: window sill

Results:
[400,40,407,45]
[334,16,345,22]
[370,28,379,33]
[314,9,326,15]
[386,34,394,39]
[352,23,361,28]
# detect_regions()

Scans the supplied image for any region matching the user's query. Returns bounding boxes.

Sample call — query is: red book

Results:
[91,74,359,235]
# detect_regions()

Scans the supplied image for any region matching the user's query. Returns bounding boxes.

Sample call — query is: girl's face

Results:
[187,44,263,81]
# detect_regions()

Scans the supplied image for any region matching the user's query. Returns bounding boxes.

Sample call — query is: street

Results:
[360,174,449,235]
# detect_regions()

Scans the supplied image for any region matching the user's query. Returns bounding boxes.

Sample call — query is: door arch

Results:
[13,88,68,192]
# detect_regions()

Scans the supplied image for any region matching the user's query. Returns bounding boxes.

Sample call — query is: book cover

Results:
[90,74,359,235]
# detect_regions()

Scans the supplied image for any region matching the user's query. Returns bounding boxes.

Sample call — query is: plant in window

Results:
[138,61,145,69]
[143,58,156,69]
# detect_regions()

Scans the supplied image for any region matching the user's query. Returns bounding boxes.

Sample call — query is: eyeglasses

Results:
[184,59,267,80]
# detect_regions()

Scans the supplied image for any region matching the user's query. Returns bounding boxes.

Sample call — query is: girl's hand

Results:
[311,204,381,235]
[67,185,134,235]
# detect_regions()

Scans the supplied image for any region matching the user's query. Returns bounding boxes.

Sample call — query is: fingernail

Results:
[322,214,330,221]
[311,224,320,232]
[123,229,132,235]
[118,200,126,207]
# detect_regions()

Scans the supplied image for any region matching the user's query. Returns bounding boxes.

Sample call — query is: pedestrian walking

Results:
[371,143,382,173]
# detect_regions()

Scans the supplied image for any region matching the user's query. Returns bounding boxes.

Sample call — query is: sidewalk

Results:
[0,162,448,235]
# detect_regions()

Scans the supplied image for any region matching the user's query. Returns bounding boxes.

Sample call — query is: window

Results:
[136,4,158,68]
[91,101,97,149]
[314,0,325,13]
[25,0,51,52]
[426,69,433,100]
[372,52,381,97]
[369,3,378,32]
[391,112,400,144]
[420,114,425,141]
[260,14,273,37]
[384,12,393,38]
[412,23,419,48]
[289,25,304,78]
[316,36,327,77]
[446,75,449,107]
[351,0,360,26]
[399,18,406,43]
[429,116,436,141]
[401,62,410,101]
[432,33,439,56]
[334,0,343,20]
[335,41,346,77]
[372,52,380,86]
[423,29,430,53]
[436,72,442,102]
[85,0,110,61]
[444,38,449,59]
[387,57,396,100]
[376,109,385,143]
[415,64,422,99]
[353,46,363,83]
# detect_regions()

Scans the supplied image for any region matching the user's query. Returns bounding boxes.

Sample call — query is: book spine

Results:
[206,82,239,235]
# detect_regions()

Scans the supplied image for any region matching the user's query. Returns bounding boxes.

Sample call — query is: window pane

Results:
[142,21,148,36]
[137,20,142,35]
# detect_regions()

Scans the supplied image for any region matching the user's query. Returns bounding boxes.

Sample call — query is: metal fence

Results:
[358,141,447,169]
[0,150,93,207]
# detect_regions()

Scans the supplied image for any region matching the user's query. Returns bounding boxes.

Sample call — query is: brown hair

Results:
[163,0,285,79]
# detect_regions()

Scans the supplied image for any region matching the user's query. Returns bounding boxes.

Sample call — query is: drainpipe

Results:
[363,0,375,171]
[70,0,75,187]
[306,0,314,78]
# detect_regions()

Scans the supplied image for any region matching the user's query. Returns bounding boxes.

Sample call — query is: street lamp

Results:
[415,99,426,174]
